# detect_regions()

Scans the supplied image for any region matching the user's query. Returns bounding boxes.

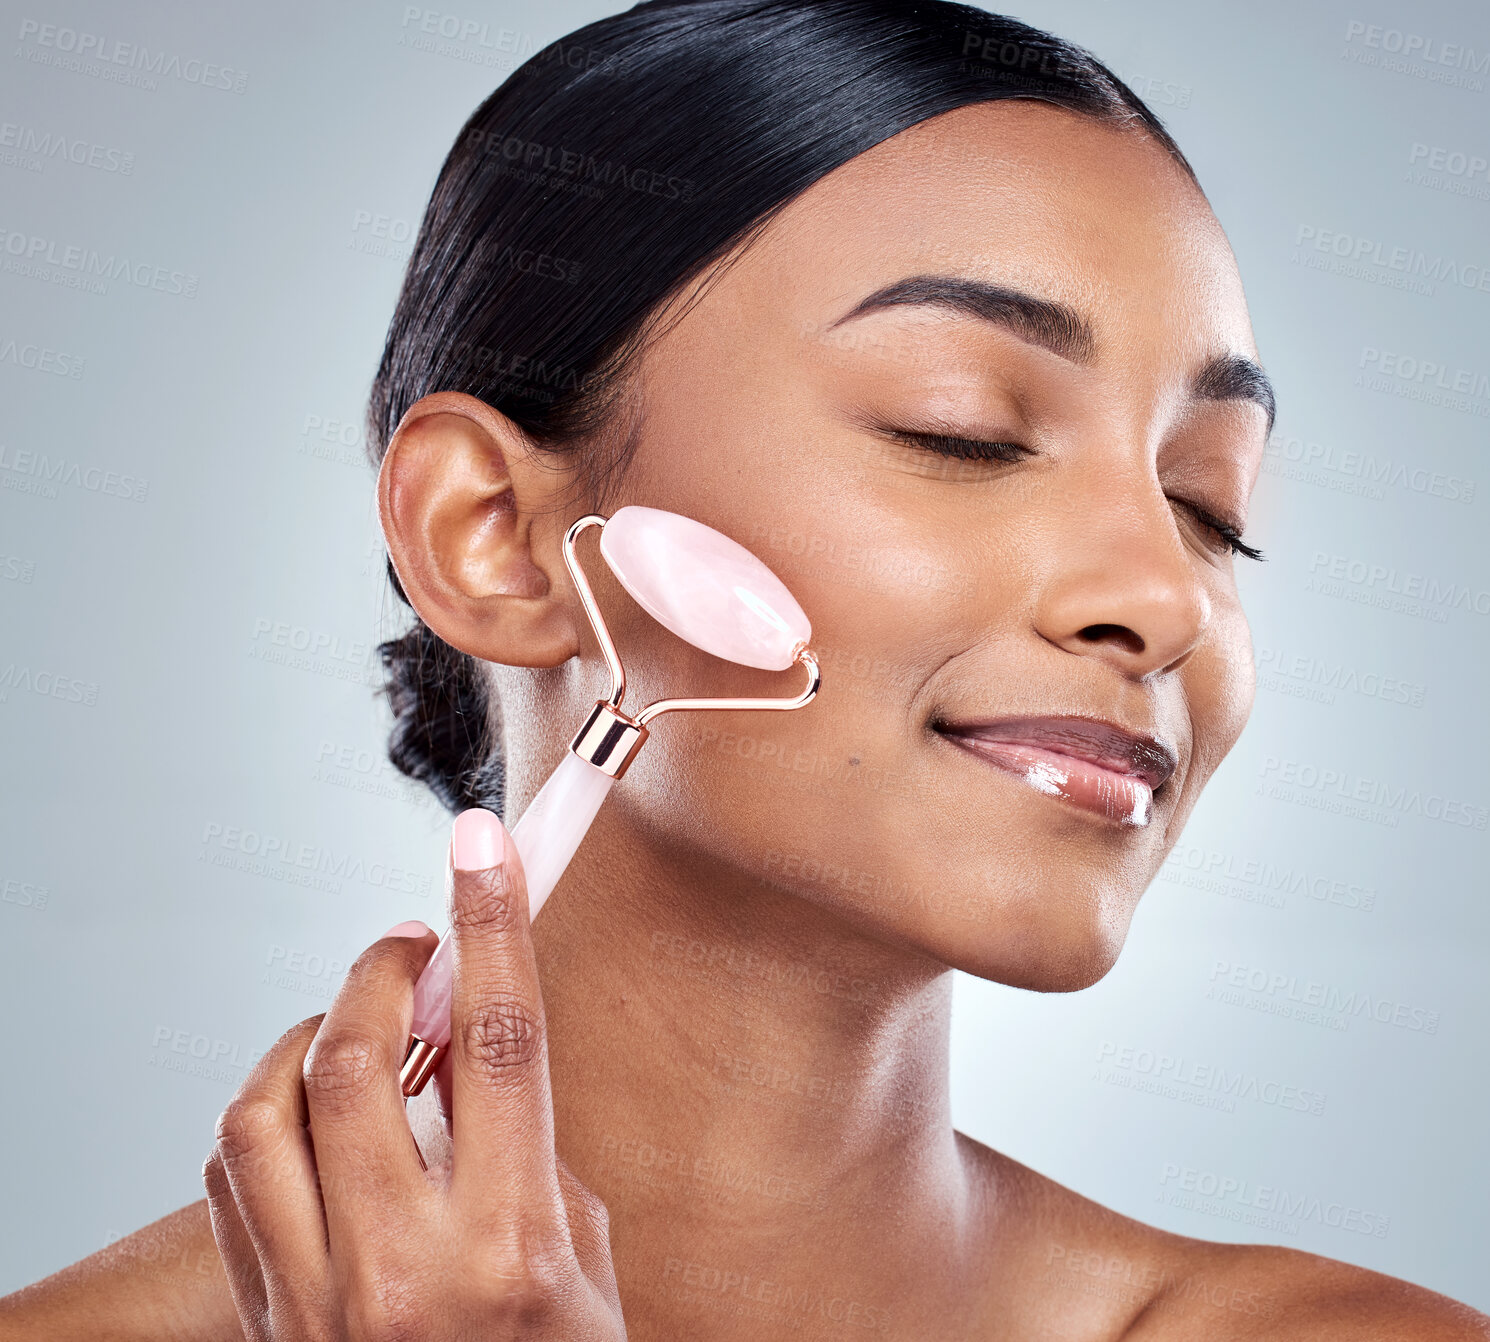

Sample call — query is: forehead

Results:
[681,99,1256,363]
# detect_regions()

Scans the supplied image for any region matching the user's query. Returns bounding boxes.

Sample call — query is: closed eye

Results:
[1171,498,1265,561]
[885,427,1264,561]
[883,428,1031,464]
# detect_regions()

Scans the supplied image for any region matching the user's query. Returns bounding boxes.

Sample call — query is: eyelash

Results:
[1175,501,1265,562]
[887,428,1029,464]
[887,429,1266,562]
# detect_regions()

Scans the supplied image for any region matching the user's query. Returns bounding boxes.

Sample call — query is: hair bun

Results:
[378,611,505,816]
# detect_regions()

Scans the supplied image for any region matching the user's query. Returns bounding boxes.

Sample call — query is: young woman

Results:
[4,1,1484,1337]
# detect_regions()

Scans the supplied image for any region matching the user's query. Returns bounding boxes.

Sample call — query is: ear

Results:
[376,391,583,668]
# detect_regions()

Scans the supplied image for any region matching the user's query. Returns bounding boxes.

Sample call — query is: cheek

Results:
[599,529,969,897]
[611,592,926,874]
[608,691,867,913]
[577,426,958,874]
[1184,600,1255,786]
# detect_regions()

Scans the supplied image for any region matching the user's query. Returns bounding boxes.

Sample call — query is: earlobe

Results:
[376,392,583,669]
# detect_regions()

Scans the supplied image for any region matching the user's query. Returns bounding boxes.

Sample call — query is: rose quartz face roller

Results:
[399,505,821,1097]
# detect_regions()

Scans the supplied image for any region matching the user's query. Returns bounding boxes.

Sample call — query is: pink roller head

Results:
[599,506,811,671]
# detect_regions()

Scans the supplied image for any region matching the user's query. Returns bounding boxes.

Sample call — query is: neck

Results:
[526,798,978,1330]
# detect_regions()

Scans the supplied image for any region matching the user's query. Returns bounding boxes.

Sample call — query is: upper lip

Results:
[934,715,1179,792]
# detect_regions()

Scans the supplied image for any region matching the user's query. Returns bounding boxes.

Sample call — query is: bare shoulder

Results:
[1125,1239,1490,1340]
[1115,1236,1490,1340]
[0,1198,242,1342]
[953,1131,1488,1342]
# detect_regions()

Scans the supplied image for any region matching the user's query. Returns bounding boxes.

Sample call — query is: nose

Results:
[1031,485,1212,681]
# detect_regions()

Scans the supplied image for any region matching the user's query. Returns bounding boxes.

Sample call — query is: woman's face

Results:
[511,100,1269,992]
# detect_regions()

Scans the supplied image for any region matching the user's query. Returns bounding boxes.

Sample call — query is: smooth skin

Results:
[3,101,1485,1340]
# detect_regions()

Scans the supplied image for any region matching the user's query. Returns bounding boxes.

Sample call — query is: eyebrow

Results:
[826,274,1276,434]
[1192,351,1276,435]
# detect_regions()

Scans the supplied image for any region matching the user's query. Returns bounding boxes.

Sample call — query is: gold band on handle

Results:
[570,701,650,778]
[400,1036,442,1098]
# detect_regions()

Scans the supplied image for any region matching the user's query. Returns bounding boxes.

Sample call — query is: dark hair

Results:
[367,0,1197,816]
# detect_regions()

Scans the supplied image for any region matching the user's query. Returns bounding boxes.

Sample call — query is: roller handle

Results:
[402,751,616,1085]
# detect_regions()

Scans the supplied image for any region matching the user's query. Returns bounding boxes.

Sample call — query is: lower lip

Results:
[940,734,1155,827]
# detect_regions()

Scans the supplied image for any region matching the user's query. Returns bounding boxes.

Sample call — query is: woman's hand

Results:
[201,808,626,1340]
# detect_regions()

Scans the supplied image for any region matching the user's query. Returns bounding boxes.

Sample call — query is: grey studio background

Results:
[2,0,1486,1310]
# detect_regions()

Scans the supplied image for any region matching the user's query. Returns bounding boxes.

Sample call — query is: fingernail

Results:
[384,920,431,938]
[452,807,506,872]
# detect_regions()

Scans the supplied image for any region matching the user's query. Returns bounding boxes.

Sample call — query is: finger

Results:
[555,1157,623,1319]
[446,808,565,1232]
[555,1155,615,1283]
[203,1144,270,1338]
[214,1016,330,1305]
[300,926,439,1255]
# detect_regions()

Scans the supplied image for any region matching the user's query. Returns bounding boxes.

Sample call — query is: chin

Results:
[929,874,1139,993]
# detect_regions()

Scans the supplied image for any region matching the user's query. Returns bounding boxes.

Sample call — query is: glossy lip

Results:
[932,715,1178,827]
